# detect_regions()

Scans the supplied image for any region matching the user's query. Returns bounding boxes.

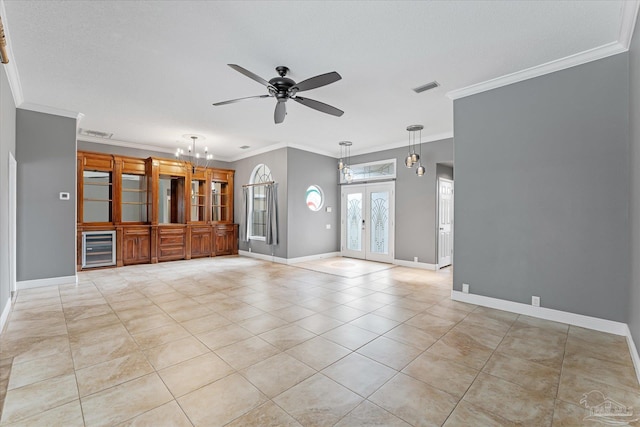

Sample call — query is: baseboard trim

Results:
[625,326,640,388]
[238,250,288,264]
[239,251,344,265]
[17,275,78,291]
[286,252,341,264]
[393,259,437,270]
[0,297,12,334]
[450,290,628,336]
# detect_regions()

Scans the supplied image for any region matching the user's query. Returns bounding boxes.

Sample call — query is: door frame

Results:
[9,152,17,294]
[437,177,454,269]
[340,182,395,263]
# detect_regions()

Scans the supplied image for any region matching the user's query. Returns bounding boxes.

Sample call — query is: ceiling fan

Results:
[213,64,344,124]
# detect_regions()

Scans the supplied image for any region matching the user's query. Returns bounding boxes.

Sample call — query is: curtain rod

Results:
[242,181,276,188]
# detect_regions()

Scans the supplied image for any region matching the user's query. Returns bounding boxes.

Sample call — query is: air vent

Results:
[79,128,113,139]
[239,145,251,149]
[413,81,440,93]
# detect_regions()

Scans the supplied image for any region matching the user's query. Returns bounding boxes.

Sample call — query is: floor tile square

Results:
[357,336,422,370]
[322,352,396,397]
[178,373,267,426]
[369,373,459,426]
[240,352,315,398]
[321,324,378,350]
[215,336,280,370]
[158,352,234,397]
[274,373,363,426]
[286,336,351,370]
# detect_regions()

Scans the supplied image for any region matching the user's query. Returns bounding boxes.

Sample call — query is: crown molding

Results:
[19,102,82,120]
[0,0,23,106]
[77,136,237,163]
[78,136,180,155]
[287,143,338,159]
[447,41,627,100]
[227,142,289,162]
[225,132,454,163]
[619,0,640,49]
[350,131,454,157]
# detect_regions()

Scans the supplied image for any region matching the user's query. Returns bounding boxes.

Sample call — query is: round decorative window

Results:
[305,185,324,211]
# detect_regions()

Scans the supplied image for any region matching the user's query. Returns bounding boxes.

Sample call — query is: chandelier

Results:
[175,134,212,173]
[338,141,353,183]
[405,125,425,177]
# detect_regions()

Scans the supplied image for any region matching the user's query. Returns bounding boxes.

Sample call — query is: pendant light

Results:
[406,125,426,177]
[338,141,353,183]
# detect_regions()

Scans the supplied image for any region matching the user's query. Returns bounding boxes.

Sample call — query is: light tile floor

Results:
[0,257,638,426]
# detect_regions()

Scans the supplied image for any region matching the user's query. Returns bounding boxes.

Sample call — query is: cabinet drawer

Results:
[123,227,150,237]
[160,235,184,246]
[191,226,211,234]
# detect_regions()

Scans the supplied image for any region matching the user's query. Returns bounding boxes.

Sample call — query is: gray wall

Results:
[629,17,640,354]
[348,138,454,264]
[78,140,232,170]
[0,66,16,310]
[17,109,77,281]
[231,148,288,258]
[287,148,340,258]
[453,53,629,322]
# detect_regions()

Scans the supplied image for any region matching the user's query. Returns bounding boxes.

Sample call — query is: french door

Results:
[341,182,395,263]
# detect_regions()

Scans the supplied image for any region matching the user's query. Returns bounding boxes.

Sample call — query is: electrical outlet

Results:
[413,257,418,262]
[326,224,331,229]
[462,283,469,294]
[532,296,540,307]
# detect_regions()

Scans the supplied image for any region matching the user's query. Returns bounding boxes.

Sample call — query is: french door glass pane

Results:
[370,191,389,254]
[347,193,362,251]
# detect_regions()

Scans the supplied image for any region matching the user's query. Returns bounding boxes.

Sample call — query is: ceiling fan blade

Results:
[274,101,286,124]
[228,64,274,89]
[212,95,270,106]
[293,72,342,92]
[293,96,344,117]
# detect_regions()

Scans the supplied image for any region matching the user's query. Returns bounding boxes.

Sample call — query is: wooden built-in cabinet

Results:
[122,227,151,265]
[215,224,238,256]
[77,151,238,270]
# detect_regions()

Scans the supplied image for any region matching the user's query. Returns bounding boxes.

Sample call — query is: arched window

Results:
[249,164,273,239]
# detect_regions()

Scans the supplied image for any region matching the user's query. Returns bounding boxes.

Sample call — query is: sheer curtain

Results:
[240,187,249,242]
[265,183,278,245]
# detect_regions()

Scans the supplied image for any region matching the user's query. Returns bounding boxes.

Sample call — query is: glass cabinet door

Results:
[211,181,229,222]
[83,170,112,222]
[191,179,206,222]
[121,174,148,222]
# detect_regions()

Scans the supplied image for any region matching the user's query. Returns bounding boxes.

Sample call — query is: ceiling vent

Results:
[413,81,440,94]
[239,145,251,149]
[79,128,113,139]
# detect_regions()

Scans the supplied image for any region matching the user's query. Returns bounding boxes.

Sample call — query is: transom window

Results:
[340,159,396,184]
[249,164,273,240]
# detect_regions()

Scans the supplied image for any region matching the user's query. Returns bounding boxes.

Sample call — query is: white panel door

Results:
[341,183,394,263]
[438,178,454,268]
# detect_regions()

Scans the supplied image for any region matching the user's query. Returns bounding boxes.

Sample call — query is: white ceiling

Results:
[1,1,636,160]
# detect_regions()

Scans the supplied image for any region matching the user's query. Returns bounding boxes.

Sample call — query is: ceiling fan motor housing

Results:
[270,66,296,100]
